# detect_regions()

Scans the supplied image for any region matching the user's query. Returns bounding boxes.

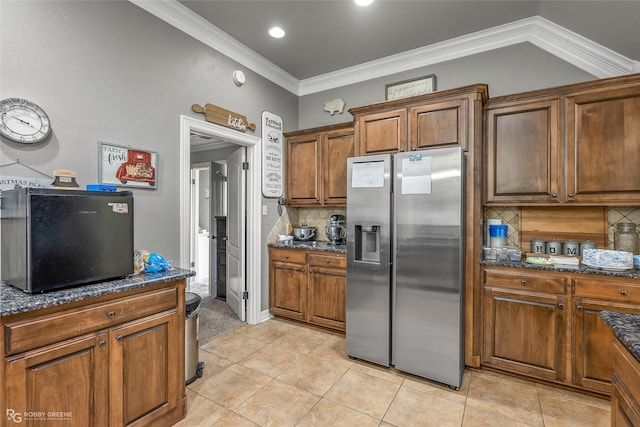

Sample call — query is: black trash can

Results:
[185,292,205,385]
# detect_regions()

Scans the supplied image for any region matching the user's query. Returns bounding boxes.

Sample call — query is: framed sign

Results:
[385,74,436,100]
[261,111,283,198]
[98,141,158,189]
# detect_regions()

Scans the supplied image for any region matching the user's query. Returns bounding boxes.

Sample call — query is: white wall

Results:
[0,1,298,271]
[298,42,596,129]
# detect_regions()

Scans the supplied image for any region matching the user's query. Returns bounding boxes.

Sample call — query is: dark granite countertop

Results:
[601,311,640,363]
[268,241,347,254]
[481,260,640,280]
[0,268,195,317]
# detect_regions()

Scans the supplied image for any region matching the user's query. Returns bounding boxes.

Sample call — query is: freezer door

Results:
[346,154,392,367]
[392,147,465,388]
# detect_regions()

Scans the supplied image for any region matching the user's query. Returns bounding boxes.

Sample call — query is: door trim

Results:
[180,115,261,325]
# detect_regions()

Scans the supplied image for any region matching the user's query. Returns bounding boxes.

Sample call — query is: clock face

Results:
[0,98,51,144]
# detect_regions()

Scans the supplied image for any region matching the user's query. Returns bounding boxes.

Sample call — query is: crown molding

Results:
[130,2,637,96]
[130,0,299,94]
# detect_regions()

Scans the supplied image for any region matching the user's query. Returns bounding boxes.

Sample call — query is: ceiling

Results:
[177,0,640,81]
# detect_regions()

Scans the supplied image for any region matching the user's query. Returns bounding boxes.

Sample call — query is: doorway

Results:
[179,115,261,325]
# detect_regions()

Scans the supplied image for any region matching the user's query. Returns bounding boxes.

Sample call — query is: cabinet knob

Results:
[621,290,628,296]
[107,311,116,319]
[558,303,564,309]
[324,197,328,201]
[300,269,305,273]
[551,193,558,198]
[316,198,320,201]
[520,279,527,285]
[285,255,289,259]
[568,193,575,198]
[98,340,106,347]
[411,147,417,151]
[116,335,123,341]
[326,259,330,263]
[577,305,583,310]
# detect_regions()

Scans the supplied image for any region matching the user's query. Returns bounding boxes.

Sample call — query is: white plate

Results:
[582,261,633,272]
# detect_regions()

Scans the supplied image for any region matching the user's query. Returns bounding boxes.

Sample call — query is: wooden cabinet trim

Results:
[4,287,178,356]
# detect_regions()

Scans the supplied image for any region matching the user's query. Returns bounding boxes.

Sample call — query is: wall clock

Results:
[0,98,51,144]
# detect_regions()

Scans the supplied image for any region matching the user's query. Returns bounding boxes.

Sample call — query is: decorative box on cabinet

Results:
[269,247,346,332]
[284,123,354,207]
[2,281,186,427]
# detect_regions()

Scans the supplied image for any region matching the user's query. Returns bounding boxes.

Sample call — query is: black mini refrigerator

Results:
[1,188,134,293]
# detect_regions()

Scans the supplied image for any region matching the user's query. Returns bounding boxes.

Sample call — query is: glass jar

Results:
[614,222,639,254]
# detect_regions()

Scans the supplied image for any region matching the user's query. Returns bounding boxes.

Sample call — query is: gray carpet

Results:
[197,297,246,345]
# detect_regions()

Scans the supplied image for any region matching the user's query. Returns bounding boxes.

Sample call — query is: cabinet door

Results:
[4,333,109,427]
[109,310,183,427]
[573,299,640,395]
[322,128,354,206]
[286,134,321,205]
[566,86,640,204]
[355,109,407,155]
[485,99,561,204]
[308,266,346,331]
[612,375,640,427]
[483,287,566,382]
[409,99,467,151]
[269,260,307,321]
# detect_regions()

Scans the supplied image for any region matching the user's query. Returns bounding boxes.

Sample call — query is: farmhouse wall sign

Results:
[192,103,256,132]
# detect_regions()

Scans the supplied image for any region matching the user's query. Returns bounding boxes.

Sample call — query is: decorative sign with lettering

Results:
[0,175,52,191]
[192,103,256,133]
[385,74,437,100]
[261,111,283,198]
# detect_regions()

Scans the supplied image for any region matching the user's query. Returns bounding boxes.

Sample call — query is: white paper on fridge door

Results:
[351,161,385,188]
[401,155,432,194]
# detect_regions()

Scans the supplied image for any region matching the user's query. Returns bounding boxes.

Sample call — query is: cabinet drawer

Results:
[270,248,307,264]
[308,253,346,269]
[4,287,178,355]
[484,269,566,294]
[574,278,640,304]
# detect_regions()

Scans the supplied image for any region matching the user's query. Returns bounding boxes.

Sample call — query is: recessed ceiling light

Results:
[269,26,285,38]
[355,0,373,6]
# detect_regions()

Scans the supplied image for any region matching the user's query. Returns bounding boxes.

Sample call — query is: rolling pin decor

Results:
[192,103,256,132]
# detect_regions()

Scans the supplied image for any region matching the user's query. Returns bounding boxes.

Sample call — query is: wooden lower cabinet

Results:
[269,247,346,332]
[482,266,640,396]
[483,269,567,382]
[611,338,640,427]
[2,281,185,427]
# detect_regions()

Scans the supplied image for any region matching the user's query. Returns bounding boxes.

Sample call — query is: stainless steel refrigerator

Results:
[346,146,465,389]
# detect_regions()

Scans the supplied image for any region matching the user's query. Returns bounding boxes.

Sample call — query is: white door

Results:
[226,147,246,321]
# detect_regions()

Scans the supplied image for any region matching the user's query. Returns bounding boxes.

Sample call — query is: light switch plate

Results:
[262,205,268,216]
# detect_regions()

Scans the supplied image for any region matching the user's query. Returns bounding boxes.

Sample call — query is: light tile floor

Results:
[176,319,611,426]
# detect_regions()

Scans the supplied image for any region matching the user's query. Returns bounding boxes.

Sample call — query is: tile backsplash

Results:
[267,207,346,243]
[483,206,640,251]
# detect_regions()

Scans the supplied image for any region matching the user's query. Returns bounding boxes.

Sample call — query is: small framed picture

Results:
[98,141,158,189]
[386,74,437,100]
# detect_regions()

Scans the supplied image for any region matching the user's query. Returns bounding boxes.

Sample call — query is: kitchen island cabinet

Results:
[482,262,640,396]
[284,123,354,207]
[269,244,346,332]
[485,72,640,206]
[1,269,193,427]
[601,311,640,426]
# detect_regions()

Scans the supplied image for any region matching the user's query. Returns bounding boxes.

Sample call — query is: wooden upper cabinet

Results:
[355,108,406,155]
[566,85,640,204]
[485,99,561,204]
[286,133,321,205]
[409,98,468,151]
[322,127,354,205]
[485,73,640,206]
[285,123,353,207]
